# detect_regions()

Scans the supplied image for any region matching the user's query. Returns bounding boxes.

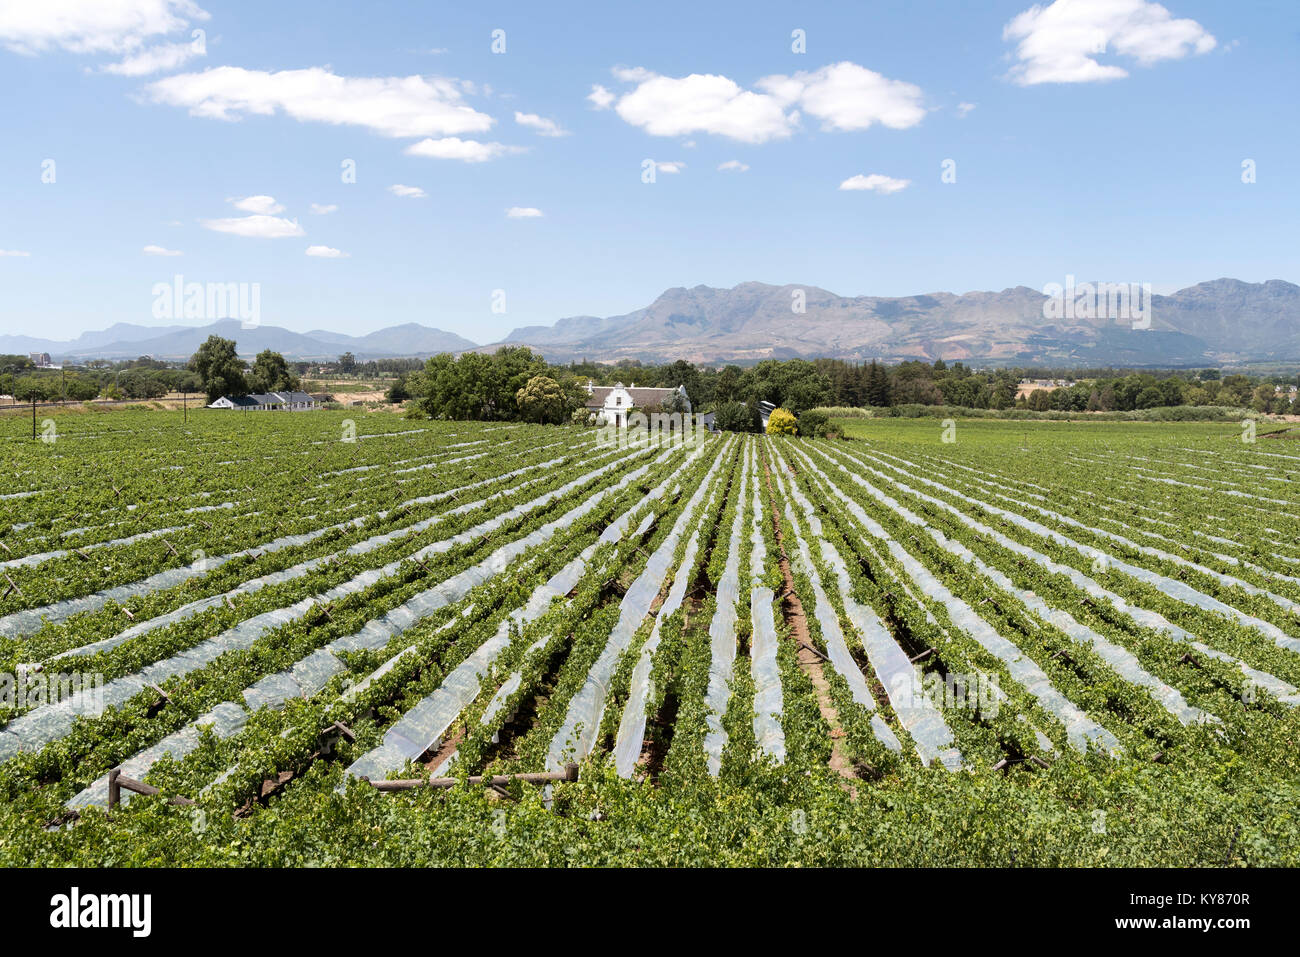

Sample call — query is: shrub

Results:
[797,409,830,438]
[715,401,760,433]
[766,407,798,435]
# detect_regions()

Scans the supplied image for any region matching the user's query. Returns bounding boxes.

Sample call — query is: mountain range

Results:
[4,278,1297,367]
[0,320,477,362]
[497,278,1300,367]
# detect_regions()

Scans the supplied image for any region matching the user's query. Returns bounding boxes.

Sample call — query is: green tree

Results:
[865,361,891,407]
[64,375,101,401]
[659,389,690,415]
[13,376,56,402]
[249,350,298,393]
[1135,386,1165,410]
[190,335,248,403]
[338,352,357,374]
[796,409,830,438]
[117,369,169,399]
[386,375,411,403]
[714,365,743,405]
[515,375,569,424]
[715,401,760,433]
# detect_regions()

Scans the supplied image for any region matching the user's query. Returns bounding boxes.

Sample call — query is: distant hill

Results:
[8,278,1297,366]
[496,278,1300,367]
[1,320,478,361]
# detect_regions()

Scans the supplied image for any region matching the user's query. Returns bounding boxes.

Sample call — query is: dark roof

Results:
[216,391,318,407]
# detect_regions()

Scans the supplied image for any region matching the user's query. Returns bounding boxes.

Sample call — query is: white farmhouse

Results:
[208,391,320,411]
[584,381,690,428]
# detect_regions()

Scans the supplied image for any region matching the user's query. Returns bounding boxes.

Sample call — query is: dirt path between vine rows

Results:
[761,453,855,785]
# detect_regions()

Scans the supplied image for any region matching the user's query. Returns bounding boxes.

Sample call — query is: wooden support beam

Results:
[319,721,356,743]
[106,766,196,810]
[367,763,579,792]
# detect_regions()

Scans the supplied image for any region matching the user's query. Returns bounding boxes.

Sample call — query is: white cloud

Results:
[654,160,685,174]
[0,0,208,56]
[613,71,794,143]
[201,214,304,237]
[309,203,338,215]
[956,101,977,117]
[306,245,348,258]
[103,36,203,76]
[144,66,494,138]
[758,62,926,131]
[505,207,543,218]
[1004,0,1215,86]
[0,249,31,257]
[587,84,614,109]
[611,66,655,83]
[839,173,910,194]
[404,136,520,162]
[387,184,427,198]
[230,194,283,215]
[514,111,567,136]
[602,61,924,143]
[717,159,749,172]
[142,244,182,255]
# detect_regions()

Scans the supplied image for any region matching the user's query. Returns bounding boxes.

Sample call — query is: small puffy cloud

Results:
[758,61,926,131]
[839,173,910,194]
[956,101,977,117]
[505,206,543,218]
[144,66,494,138]
[230,194,283,214]
[654,160,685,174]
[143,244,182,256]
[309,203,338,214]
[0,249,31,257]
[587,84,615,109]
[306,245,348,258]
[717,159,749,172]
[514,111,567,136]
[387,184,427,198]
[601,61,924,143]
[103,37,203,76]
[404,136,521,162]
[1003,0,1215,86]
[613,71,794,143]
[201,214,305,237]
[0,0,209,56]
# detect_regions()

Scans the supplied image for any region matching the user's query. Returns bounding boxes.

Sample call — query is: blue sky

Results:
[0,0,1296,345]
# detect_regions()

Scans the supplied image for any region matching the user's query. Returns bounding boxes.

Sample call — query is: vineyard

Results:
[0,411,1297,866]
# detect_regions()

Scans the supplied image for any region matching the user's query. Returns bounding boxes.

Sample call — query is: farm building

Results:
[584,381,690,428]
[208,391,320,411]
